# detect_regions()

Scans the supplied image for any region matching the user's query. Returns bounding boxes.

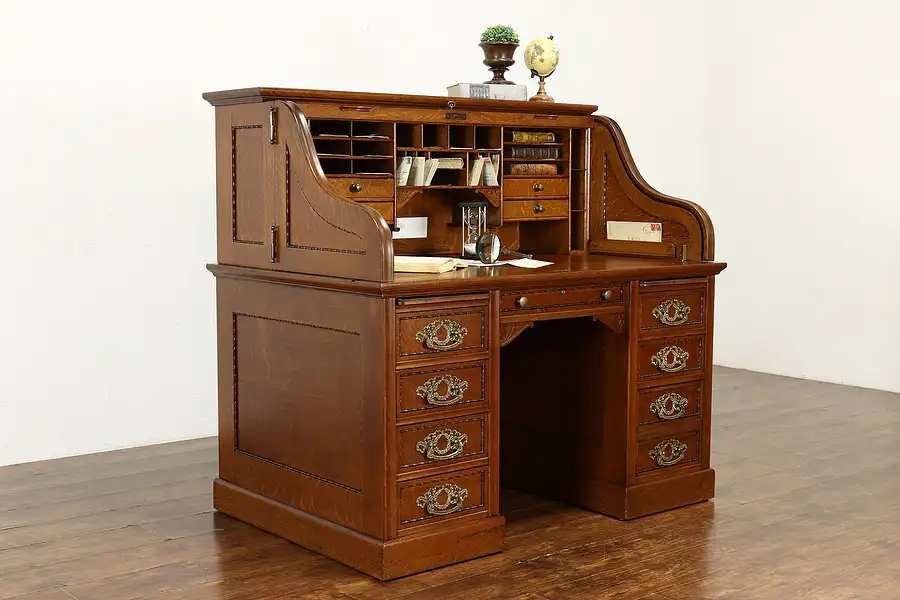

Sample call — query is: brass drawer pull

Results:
[416,483,468,516]
[650,439,688,467]
[416,429,468,461]
[416,374,469,406]
[516,296,529,308]
[533,183,544,192]
[533,204,545,214]
[349,182,362,193]
[650,392,688,420]
[651,345,690,373]
[652,299,691,326]
[415,319,468,351]
[601,290,613,301]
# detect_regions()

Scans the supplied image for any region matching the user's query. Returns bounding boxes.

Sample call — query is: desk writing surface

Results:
[388,253,727,295]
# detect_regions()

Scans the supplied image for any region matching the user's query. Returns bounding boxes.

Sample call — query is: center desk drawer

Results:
[501,284,623,313]
[397,308,487,359]
[327,177,394,199]
[504,178,569,197]
[398,415,487,470]
[637,335,705,381]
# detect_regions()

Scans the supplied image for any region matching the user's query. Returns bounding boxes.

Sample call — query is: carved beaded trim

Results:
[649,439,688,467]
[650,392,689,420]
[652,299,691,326]
[416,374,469,406]
[416,429,468,461]
[416,483,469,516]
[651,345,690,373]
[415,319,468,351]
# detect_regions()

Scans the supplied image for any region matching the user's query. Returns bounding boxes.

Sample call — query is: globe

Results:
[524,36,559,77]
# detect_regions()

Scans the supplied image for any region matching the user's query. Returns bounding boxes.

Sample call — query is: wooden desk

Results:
[203,88,727,579]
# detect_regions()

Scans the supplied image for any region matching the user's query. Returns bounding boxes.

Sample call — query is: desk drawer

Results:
[327,177,394,199]
[638,381,703,425]
[398,468,486,529]
[398,415,486,470]
[503,199,568,221]
[637,336,705,381]
[637,431,701,475]
[500,284,622,313]
[397,308,487,359]
[397,362,487,416]
[639,288,705,334]
[359,200,394,223]
[504,178,569,198]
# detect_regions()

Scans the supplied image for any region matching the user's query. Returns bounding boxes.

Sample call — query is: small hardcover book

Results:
[396,156,413,186]
[511,131,556,143]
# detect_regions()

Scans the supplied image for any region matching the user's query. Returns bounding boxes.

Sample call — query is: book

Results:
[410,156,426,186]
[446,83,528,101]
[509,146,559,159]
[468,157,485,186]
[491,154,500,177]
[436,157,465,169]
[511,131,556,143]
[423,159,440,186]
[396,156,413,185]
[394,256,460,274]
[483,156,499,186]
[510,163,558,176]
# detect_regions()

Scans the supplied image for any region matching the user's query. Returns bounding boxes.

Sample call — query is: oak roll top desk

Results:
[202,87,727,580]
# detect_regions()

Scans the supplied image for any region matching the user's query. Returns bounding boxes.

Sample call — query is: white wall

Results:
[704,0,900,392]
[0,0,707,466]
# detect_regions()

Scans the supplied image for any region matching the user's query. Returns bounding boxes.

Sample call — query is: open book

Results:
[394,255,552,273]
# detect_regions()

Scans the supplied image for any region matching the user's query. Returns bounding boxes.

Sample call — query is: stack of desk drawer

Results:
[503,178,569,221]
[635,279,709,481]
[394,294,493,533]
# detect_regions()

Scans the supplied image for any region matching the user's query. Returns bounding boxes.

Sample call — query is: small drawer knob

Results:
[516,296,529,308]
[601,290,613,301]
[349,182,363,193]
[533,204,545,214]
[533,183,544,192]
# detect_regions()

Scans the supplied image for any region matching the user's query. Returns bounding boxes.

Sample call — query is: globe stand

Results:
[529,70,555,103]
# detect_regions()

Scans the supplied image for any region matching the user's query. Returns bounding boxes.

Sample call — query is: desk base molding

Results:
[213,479,505,580]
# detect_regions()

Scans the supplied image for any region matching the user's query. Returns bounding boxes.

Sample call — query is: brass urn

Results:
[479,42,518,85]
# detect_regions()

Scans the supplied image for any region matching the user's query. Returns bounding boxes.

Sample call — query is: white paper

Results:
[391,217,428,239]
[607,221,663,242]
[508,258,553,269]
[457,258,552,269]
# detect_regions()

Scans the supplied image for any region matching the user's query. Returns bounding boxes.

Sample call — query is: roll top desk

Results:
[203,87,727,579]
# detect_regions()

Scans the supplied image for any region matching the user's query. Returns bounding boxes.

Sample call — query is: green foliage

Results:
[480,25,519,44]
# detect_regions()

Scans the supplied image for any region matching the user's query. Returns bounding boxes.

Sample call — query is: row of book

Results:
[396,155,501,187]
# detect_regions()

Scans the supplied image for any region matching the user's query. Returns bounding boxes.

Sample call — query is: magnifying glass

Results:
[475,231,533,264]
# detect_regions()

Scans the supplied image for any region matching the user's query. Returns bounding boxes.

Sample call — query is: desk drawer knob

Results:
[650,392,688,420]
[416,374,469,406]
[650,439,688,467]
[415,319,468,351]
[652,299,691,326]
[349,182,363,193]
[516,296,529,308]
[416,483,468,516]
[533,183,544,192]
[416,429,468,461]
[601,290,613,301]
[651,345,690,373]
[533,204,545,214]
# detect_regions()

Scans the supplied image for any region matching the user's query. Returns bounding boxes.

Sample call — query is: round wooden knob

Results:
[533,183,544,192]
[533,204,545,214]
[601,290,613,301]
[516,296,529,308]
[349,182,362,193]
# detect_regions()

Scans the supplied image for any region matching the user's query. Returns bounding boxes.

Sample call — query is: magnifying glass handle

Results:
[502,247,533,259]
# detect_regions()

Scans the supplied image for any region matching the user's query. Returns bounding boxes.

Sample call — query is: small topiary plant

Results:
[480,25,520,44]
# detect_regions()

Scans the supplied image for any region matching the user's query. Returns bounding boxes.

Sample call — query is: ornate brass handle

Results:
[415,319,468,351]
[650,392,688,420]
[533,204,545,214]
[533,182,544,192]
[416,374,469,406]
[416,429,468,461]
[650,439,688,467]
[651,345,690,373]
[416,483,468,516]
[415,374,468,406]
[652,299,691,326]
[349,182,362,193]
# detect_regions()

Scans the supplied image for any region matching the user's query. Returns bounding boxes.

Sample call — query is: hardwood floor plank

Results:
[4,590,76,600]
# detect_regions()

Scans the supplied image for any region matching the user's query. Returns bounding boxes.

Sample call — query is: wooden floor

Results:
[3,366,900,600]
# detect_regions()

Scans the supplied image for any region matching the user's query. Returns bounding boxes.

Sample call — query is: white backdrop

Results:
[0,0,895,467]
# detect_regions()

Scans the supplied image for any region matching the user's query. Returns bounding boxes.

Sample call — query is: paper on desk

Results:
[508,258,553,268]
[458,258,553,269]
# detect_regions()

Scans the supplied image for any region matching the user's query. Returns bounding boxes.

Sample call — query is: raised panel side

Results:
[232,126,267,244]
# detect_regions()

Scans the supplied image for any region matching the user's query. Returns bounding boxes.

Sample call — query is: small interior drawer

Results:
[636,430,701,475]
[503,177,569,198]
[639,288,706,334]
[398,415,486,470]
[503,199,568,221]
[637,336,705,381]
[500,285,622,312]
[638,380,703,425]
[327,177,394,199]
[359,201,394,223]
[397,307,487,359]
[398,468,486,529]
[397,361,487,417]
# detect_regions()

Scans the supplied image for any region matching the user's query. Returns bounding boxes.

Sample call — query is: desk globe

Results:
[524,35,559,102]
